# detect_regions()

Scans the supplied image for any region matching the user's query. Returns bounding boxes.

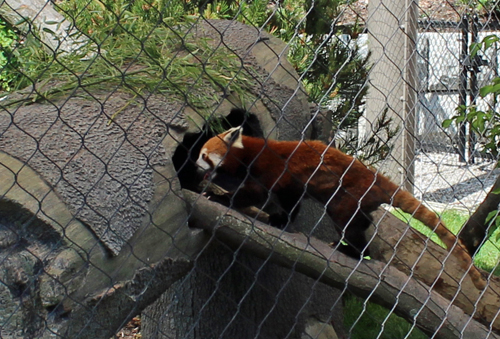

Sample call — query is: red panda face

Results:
[196,126,244,176]
[196,146,224,171]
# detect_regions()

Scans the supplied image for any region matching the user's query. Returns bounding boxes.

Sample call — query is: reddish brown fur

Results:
[198,130,486,289]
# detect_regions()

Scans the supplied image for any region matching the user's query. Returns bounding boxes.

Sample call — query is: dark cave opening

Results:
[172,108,264,191]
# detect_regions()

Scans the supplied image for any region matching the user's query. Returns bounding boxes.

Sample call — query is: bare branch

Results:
[61,258,192,338]
[459,173,500,255]
[182,189,500,339]
[369,209,500,333]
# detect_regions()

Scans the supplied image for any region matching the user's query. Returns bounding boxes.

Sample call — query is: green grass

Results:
[344,208,500,338]
[344,294,428,339]
[393,208,500,273]
[392,209,467,247]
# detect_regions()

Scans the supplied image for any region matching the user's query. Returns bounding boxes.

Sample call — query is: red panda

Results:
[196,126,487,290]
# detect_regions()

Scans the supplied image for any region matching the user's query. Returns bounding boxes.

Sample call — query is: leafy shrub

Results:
[2,0,369,127]
[443,34,500,159]
[0,18,18,91]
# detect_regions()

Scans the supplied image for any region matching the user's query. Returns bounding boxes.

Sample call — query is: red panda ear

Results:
[223,126,244,149]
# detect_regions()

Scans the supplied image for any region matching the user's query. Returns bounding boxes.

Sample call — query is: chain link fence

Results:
[1,1,500,338]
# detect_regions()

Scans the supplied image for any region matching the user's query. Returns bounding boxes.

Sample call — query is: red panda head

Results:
[196,126,244,177]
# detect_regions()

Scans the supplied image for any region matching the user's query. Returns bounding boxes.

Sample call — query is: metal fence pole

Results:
[364,0,417,193]
[470,14,480,163]
[459,14,469,163]
[402,0,418,191]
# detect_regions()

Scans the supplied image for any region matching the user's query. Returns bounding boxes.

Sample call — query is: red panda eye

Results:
[202,154,208,161]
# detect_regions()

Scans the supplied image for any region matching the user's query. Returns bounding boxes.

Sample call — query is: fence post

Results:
[469,14,480,163]
[458,14,469,163]
[363,0,417,193]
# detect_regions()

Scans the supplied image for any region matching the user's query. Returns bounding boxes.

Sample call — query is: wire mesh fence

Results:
[1,0,500,338]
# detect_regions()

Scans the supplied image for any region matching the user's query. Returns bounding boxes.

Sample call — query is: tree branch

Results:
[369,209,500,332]
[60,258,192,338]
[459,173,500,255]
[182,189,500,339]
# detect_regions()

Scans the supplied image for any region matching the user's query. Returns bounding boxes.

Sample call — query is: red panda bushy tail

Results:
[393,190,486,290]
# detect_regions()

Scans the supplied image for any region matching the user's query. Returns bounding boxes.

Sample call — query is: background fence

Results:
[417,17,499,157]
[1,1,500,338]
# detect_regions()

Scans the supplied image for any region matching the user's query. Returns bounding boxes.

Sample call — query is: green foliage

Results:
[344,294,428,339]
[1,0,369,135]
[443,34,500,159]
[304,0,343,36]
[334,107,400,165]
[178,0,370,127]
[470,35,500,59]
[0,17,18,91]
[299,0,368,125]
[290,34,369,126]
[1,0,254,109]
[56,0,195,37]
[485,209,500,240]
[394,208,500,274]
[475,225,500,274]
[1,0,377,157]
[442,33,500,252]
[459,0,500,16]
[200,0,371,136]
[393,209,469,248]
[443,103,500,158]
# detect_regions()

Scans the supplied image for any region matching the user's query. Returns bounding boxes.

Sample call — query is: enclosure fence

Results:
[1,0,500,339]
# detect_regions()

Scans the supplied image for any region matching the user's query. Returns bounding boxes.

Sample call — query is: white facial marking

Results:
[195,148,223,171]
[207,153,223,168]
[196,157,211,171]
[196,148,211,170]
